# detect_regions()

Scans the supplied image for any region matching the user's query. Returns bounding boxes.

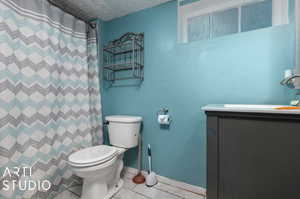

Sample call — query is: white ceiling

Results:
[63,0,172,21]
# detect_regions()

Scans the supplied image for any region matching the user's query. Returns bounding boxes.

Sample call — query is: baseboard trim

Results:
[123,167,206,197]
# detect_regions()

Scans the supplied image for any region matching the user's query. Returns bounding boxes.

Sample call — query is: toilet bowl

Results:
[69,145,126,199]
[68,115,142,199]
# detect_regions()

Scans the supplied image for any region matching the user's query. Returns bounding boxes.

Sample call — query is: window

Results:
[188,14,210,42]
[241,0,273,32]
[211,8,239,38]
[178,0,289,43]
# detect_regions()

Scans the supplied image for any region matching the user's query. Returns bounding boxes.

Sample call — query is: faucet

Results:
[280,74,300,88]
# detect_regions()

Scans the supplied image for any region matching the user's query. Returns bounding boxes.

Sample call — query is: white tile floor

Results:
[55,174,206,199]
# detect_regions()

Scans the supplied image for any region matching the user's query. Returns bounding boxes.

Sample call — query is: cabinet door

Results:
[219,118,300,199]
[207,116,219,199]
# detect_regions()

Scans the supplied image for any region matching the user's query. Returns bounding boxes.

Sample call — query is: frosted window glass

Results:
[188,14,210,42]
[241,0,272,32]
[211,8,239,38]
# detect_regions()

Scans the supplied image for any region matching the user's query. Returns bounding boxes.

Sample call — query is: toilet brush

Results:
[145,144,157,187]
[133,134,145,184]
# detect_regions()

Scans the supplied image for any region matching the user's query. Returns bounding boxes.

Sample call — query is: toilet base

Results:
[81,179,123,199]
[103,179,123,199]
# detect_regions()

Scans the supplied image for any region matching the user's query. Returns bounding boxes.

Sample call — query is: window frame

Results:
[178,0,289,43]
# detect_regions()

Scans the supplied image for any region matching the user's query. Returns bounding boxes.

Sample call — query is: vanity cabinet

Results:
[205,111,300,199]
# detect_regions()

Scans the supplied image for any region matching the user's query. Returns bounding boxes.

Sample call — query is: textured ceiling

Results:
[60,0,172,21]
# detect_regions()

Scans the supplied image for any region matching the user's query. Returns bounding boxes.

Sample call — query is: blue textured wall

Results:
[101,0,294,187]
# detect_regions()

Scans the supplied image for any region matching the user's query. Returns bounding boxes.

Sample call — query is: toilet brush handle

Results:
[148,156,152,173]
[148,145,152,173]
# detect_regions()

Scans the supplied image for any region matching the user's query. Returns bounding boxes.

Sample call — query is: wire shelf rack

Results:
[103,32,144,84]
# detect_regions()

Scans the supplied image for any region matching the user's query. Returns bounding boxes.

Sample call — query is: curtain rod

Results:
[47,0,96,29]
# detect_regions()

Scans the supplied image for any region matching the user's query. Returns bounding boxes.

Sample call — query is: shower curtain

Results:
[0,0,103,198]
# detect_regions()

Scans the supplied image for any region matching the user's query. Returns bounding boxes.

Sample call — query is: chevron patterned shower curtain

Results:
[0,0,103,198]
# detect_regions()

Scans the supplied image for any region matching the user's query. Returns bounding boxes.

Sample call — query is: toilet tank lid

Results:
[105,115,142,123]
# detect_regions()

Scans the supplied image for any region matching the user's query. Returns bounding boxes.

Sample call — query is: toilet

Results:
[68,115,142,199]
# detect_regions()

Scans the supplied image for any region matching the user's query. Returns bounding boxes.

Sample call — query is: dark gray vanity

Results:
[203,105,300,199]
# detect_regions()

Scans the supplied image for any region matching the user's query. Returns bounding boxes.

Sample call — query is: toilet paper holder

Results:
[157,108,172,125]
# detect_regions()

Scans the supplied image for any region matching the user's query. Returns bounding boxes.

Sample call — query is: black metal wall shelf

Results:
[103,32,144,84]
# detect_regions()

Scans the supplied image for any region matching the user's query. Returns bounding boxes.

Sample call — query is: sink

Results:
[224,104,287,109]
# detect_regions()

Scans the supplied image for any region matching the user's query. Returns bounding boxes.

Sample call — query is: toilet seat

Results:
[68,145,118,167]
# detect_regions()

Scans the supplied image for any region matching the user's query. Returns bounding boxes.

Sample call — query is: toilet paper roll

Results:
[158,115,170,125]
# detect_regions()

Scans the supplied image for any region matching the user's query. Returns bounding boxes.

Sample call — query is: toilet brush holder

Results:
[145,144,157,187]
[146,172,157,187]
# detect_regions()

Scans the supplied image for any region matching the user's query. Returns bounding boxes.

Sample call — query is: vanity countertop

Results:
[202,104,300,115]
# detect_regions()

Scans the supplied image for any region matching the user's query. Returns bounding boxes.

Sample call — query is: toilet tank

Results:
[105,115,142,148]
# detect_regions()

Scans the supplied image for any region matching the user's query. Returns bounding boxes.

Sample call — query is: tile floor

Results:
[55,173,206,199]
